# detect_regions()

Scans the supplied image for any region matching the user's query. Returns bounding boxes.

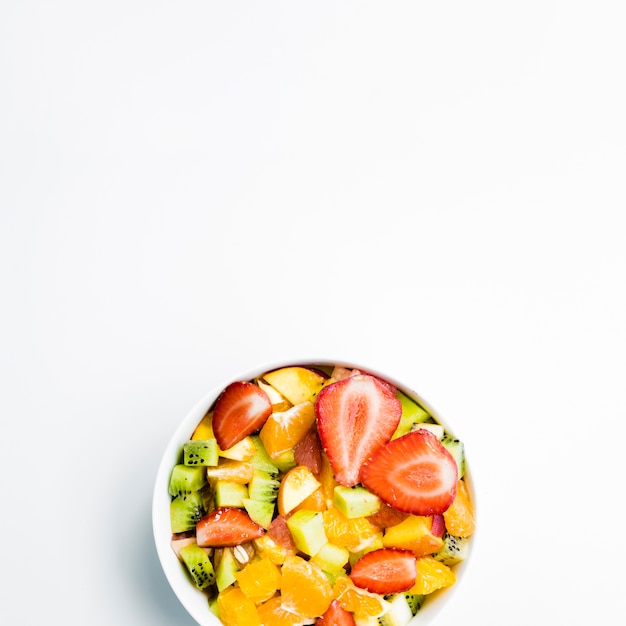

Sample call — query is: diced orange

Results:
[410,556,456,595]
[443,479,475,537]
[256,595,309,626]
[382,515,445,557]
[253,535,294,566]
[333,575,388,618]
[235,556,282,603]
[217,586,261,626]
[322,506,379,551]
[259,401,316,459]
[205,459,254,484]
[280,555,334,619]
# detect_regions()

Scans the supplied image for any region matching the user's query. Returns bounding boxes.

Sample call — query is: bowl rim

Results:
[152,357,477,626]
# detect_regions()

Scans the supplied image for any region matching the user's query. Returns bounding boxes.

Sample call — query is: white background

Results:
[1,1,625,624]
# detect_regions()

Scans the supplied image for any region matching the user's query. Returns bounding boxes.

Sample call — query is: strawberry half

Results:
[196,507,264,547]
[315,374,402,487]
[349,548,417,594]
[360,429,458,516]
[212,381,272,450]
[316,599,356,626]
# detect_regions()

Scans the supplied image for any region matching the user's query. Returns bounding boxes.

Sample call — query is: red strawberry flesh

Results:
[360,429,458,515]
[315,374,402,487]
[316,599,357,625]
[212,381,272,450]
[196,507,264,547]
[349,548,417,594]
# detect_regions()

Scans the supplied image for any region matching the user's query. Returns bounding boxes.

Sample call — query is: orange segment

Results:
[280,555,334,619]
[253,535,294,566]
[235,556,282,603]
[443,479,475,537]
[259,402,316,459]
[205,459,255,484]
[256,595,309,626]
[191,411,214,440]
[382,515,445,557]
[333,575,389,618]
[410,556,456,595]
[322,506,379,551]
[217,586,261,626]
[291,487,326,514]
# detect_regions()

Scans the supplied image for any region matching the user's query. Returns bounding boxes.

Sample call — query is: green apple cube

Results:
[333,485,381,518]
[311,542,350,574]
[286,510,328,557]
[214,480,248,508]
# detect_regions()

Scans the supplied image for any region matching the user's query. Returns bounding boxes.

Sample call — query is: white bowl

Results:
[152,358,476,626]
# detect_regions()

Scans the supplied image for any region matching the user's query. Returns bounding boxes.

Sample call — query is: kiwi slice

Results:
[183,440,219,467]
[441,435,465,479]
[179,543,215,590]
[248,469,280,503]
[168,464,207,497]
[170,491,206,534]
[434,532,470,566]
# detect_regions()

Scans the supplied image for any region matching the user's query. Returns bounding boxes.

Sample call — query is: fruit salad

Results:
[166,364,475,626]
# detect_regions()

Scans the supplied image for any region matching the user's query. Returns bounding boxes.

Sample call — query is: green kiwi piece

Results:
[179,543,215,590]
[249,435,280,476]
[170,491,206,534]
[183,440,219,467]
[168,464,207,497]
[248,469,280,503]
[441,435,465,479]
[434,532,470,566]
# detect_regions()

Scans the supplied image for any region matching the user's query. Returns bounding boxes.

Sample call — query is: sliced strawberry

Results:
[196,507,264,547]
[315,374,402,487]
[293,427,323,476]
[360,429,458,516]
[212,381,272,450]
[349,548,417,594]
[316,599,357,626]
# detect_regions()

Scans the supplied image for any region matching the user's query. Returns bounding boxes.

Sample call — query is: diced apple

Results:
[219,436,257,461]
[286,510,328,557]
[278,465,321,516]
[256,379,292,412]
[410,422,445,439]
[262,366,326,405]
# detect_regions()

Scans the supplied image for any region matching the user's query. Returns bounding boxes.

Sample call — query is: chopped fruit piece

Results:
[217,586,261,626]
[360,430,458,516]
[214,480,248,508]
[311,542,350,575]
[410,556,456,595]
[431,514,445,538]
[443,479,475,537]
[219,435,259,461]
[333,575,390,619]
[256,379,292,412]
[179,543,215,589]
[206,459,255,484]
[215,547,239,591]
[277,465,321,516]
[318,452,339,508]
[411,422,445,439]
[382,515,445,557]
[253,534,294,565]
[170,535,196,559]
[262,366,327,404]
[317,599,357,625]
[257,595,309,626]
[291,487,326,514]
[434,533,471,566]
[168,464,207,497]
[191,411,214,440]
[333,485,381,519]
[267,515,297,552]
[322,506,380,552]
[212,381,273,451]
[367,503,409,529]
[281,555,334,619]
[293,427,324,475]
[235,556,282,603]
[286,509,328,557]
[349,548,417,595]
[316,374,402,487]
[391,392,431,440]
[196,507,264,547]
[259,401,317,459]
[183,439,219,466]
